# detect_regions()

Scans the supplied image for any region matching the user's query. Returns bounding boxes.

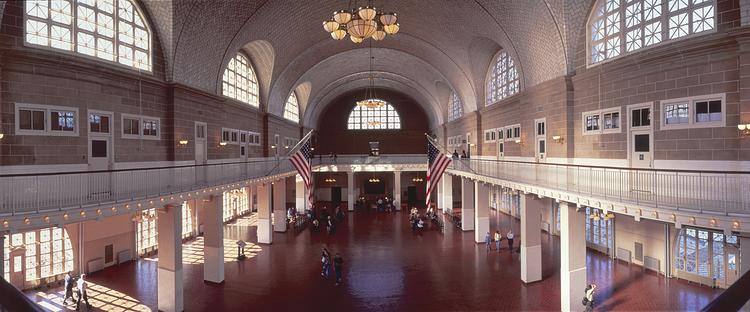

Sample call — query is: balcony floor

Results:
[25,209,720,311]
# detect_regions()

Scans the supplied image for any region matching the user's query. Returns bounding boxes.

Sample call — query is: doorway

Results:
[88,110,113,198]
[407,186,418,205]
[9,248,25,289]
[331,187,342,206]
[628,105,653,169]
[497,128,504,159]
[535,118,546,162]
[195,122,208,184]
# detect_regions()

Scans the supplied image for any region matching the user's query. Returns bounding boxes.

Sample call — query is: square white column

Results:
[393,171,402,210]
[295,175,306,214]
[461,177,474,231]
[157,204,183,312]
[347,171,355,211]
[520,193,544,283]
[474,181,490,243]
[203,194,224,284]
[560,201,587,312]
[273,179,287,232]
[442,174,453,214]
[257,183,273,244]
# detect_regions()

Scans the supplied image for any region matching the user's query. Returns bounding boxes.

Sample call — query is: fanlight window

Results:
[448,91,463,121]
[486,50,520,106]
[284,92,300,123]
[222,53,260,107]
[25,0,151,71]
[347,101,401,130]
[589,0,715,64]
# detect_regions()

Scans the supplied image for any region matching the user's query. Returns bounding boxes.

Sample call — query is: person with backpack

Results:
[583,284,596,312]
[333,253,344,286]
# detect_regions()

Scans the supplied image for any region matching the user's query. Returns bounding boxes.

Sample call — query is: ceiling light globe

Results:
[323,20,339,33]
[331,29,347,40]
[358,6,377,20]
[333,10,352,24]
[379,12,397,25]
[347,18,377,39]
[372,30,386,41]
[350,35,364,43]
[383,23,400,35]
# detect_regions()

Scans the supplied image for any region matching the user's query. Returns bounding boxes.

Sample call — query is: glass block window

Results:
[283,91,300,123]
[347,101,401,130]
[222,53,260,107]
[448,91,463,122]
[486,50,520,105]
[25,0,151,71]
[590,0,715,64]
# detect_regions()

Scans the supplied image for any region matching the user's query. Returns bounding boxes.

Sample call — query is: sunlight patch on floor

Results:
[182,237,262,264]
[32,282,151,312]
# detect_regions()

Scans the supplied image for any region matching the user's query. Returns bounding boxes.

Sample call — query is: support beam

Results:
[560,202,587,312]
[436,175,443,211]
[296,175,306,214]
[347,171,354,211]
[257,183,273,244]
[157,204,183,312]
[461,177,474,231]
[393,171,402,210]
[442,174,452,214]
[474,181,490,243]
[203,194,224,284]
[273,179,287,232]
[520,193,544,283]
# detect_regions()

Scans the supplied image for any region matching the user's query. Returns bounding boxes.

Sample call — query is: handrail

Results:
[0,277,45,312]
[700,266,750,312]
[464,157,750,175]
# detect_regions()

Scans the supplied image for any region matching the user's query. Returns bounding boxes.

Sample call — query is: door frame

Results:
[194,121,208,164]
[626,102,654,168]
[87,109,114,170]
[534,118,547,162]
[497,128,504,159]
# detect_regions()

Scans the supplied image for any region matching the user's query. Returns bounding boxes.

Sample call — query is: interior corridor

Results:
[25,210,720,311]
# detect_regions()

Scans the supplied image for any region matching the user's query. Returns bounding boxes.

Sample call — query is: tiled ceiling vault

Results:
[2,0,597,127]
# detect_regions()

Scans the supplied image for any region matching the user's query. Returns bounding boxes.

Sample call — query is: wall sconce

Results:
[311,147,315,151]
[514,139,522,144]
[285,145,289,149]
[737,124,750,136]
[178,139,189,146]
[733,220,740,229]
[219,142,228,146]
[0,133,4,139]
[552,135,564,144]
[271,145,276,149]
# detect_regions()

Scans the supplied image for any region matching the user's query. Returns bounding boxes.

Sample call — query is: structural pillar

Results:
[393,171,401,210]
[203,194,224,283]
[273,179,287,232]
[560,201,587,312]
[0,236,4,281]
[257,183,273,244]
[520,193,544,283]
[474,181,490,243]
[295,175,306,214]
[436,175,443,211]
[157,204,183,312]
[461,177,474,231]
[442,174,452,214]
[347,171,355,211]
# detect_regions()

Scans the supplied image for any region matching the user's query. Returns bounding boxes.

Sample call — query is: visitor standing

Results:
[321,248,331,279]
[494,231,502,251]
[583,284,596,312]
[333,253,344,286]
[63,271,74,305]
[76,274,91,310]
[507,229,515,252]
[484,232,492,252]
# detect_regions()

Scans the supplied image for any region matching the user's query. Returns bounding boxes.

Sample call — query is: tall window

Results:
[223,188,249,222]
[486,50,520,105]
[589,0,715,64]
[283,92,300,123]
[448,91,463,121]
[347,102,401,130]
[181,202,193,239]
[25,0,151,71]
[135,209,157,255]
[3,227,73,288]
[222,53,259,107]
[585,207,613,252]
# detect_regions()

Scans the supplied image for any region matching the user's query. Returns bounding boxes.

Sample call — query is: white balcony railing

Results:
[449,159,750,215]
[0,158,304,216]
[314,154,425,166]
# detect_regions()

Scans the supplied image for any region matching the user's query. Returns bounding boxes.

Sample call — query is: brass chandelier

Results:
[323,1,400,43]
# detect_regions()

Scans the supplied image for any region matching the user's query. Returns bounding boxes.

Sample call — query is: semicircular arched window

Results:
[222,53,260,107]
[448,90,463,121]
[486,50,519,106]
[283,91,299,123]
[588,0,716,65]
[24,0,152,71]
[347,100,401,130]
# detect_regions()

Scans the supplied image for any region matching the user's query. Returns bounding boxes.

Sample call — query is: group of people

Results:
[409,207,426,231]
[320,248,344,286]
[451,150,468,159]
[310,206,345,235]
[483,229,516,252]
[63,272,91,310]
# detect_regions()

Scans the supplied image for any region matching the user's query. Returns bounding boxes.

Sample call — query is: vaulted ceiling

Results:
[81,0,599,127]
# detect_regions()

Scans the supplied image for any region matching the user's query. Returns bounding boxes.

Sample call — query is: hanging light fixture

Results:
[356,40,385,109]
[323,1,399,43]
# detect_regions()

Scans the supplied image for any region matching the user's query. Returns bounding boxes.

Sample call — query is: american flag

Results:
[426,138,451,206]
[289,139,313,210]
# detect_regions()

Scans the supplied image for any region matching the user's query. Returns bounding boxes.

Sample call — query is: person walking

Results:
[494,231,502,251]
[507,229,515,253]
[321,248,331,279]
[76,274,91,310]
[484,232,492,252]
[333,253,344,286]
[63,271,74,305]
[583,284,596,312]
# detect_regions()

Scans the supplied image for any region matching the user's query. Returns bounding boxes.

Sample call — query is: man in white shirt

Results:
[76,274,91,310]
[507,230,515,253]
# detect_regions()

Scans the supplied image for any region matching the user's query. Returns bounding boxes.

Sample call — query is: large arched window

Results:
[4,227,74,288]
[222,53,260,107]
[448,91,463,121]
[25,0,151,71]
[486,50,519,106]
[284,92,300,123]
[347,101,401,130]
[589,0,715,64]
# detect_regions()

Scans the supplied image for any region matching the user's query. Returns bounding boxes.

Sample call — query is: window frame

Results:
[659,93,726,130]
[221,128,239,145]
[120,113,159,140]
[485,50,521,106]
[504,124,521,141]
[15,103,79,136]
[222,53,260,107]
[283,91,300,123]
[582,108,622,135]
[87,109,113,136]
[346,101,402,130]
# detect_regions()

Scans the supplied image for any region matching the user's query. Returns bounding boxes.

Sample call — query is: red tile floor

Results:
[26,209,721,311]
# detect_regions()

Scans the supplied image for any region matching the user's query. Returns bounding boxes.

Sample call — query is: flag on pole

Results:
[289,138,313,210]
[426,137,451,207]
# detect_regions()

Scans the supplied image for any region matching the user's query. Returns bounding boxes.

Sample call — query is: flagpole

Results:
[424,133,476,174]
[265,129,315,176]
